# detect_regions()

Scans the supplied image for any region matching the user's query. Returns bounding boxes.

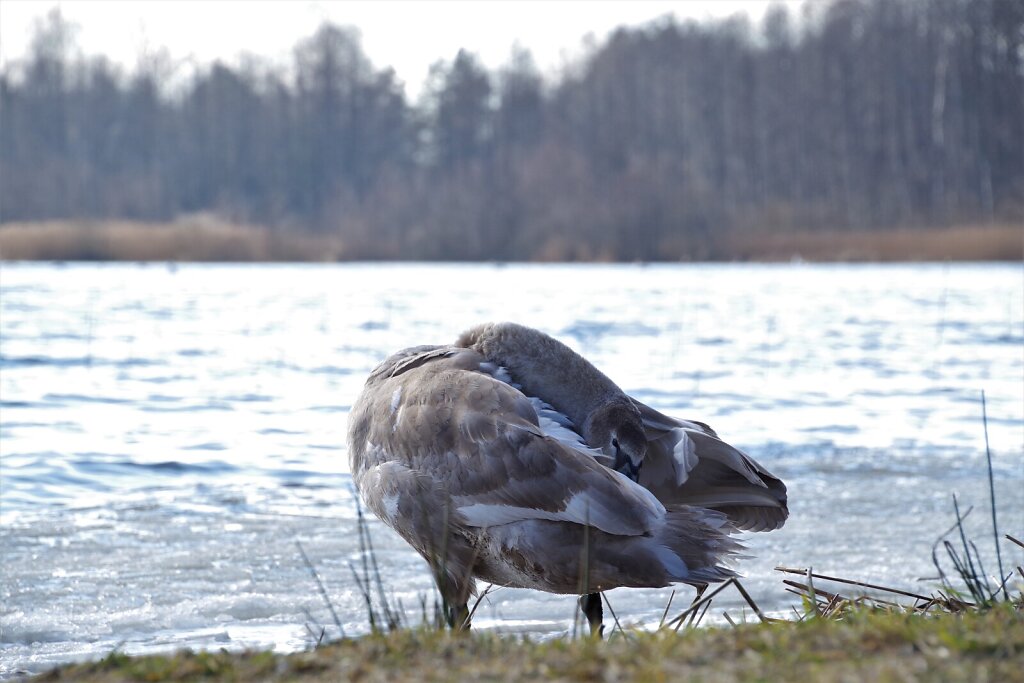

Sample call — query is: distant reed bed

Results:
[725,224,1022,262]
[0,216,347,262]
[0,218,1019,262]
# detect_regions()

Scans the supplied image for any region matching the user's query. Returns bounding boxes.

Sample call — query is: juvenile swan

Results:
[347,322,787,633]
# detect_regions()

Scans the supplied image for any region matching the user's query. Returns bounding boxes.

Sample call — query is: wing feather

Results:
[633,399,788,532]
[359,347,667,539]
[449,425,665,536]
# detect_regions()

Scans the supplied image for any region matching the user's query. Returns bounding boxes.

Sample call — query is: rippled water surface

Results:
[2,262,1022,676]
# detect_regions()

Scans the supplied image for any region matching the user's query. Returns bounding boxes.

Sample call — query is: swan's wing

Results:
[499,382,612,468]
[474,358,608,462]
[632,399,789,532]
[350,346,667,540]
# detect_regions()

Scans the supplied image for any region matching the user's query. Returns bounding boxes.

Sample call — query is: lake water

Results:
[1,262,1022,677]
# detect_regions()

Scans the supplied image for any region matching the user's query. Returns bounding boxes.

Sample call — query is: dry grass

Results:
[1,218,1019,262]
[725,223,1023,262]
[0,216,347,262]
[35,607,1024,682]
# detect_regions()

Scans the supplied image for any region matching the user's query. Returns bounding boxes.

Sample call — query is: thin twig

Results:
[995,570,1017,595]
[301,607,327,647]
[352,499,378,631]
[821,593,844,617]
[732,579,771,623]
[359,500,402,630]
[952,495,986,602]
[573,515,593,640]
[686,585,708,628]
[466,584,498,628]
[692,598,713,627]
[775,567,935,603]
[667,578,736,631]
[658,590,676,629]
[302,622,326,648]
[601,593,627,639]
[347,561,376,628]
[783,579,843,603]
[931,505,976,590]
[296,540,345,639]
[783,579,903,610]
[981,390,1008,601]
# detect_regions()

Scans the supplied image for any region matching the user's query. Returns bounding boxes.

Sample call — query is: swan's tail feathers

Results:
[652,506,745,586]
[633,399,789,532]
[677,429,788,532]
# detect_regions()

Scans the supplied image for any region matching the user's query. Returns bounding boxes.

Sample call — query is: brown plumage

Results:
[347,323,787,632]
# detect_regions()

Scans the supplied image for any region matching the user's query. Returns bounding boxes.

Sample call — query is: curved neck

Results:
[457,323,629,434]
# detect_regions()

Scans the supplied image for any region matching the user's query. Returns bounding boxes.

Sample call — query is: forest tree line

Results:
[1,0,1021,260]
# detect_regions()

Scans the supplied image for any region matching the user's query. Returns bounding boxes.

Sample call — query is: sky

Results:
[0,1,803,97]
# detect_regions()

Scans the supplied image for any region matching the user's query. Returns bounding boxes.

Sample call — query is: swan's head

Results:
[583,402,647,482]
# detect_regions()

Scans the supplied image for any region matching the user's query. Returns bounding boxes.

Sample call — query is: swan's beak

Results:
[613,448,641,482]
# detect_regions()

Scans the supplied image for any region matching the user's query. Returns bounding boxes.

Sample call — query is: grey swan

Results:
[347,322,787,634]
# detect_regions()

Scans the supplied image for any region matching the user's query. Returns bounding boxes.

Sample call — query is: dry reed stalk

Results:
[821,593,845,618]
[731,579,773,623]
[300,607,328,648]
[601,594,629,640]
[782,578,910,616]
[666,579,735,631]
[296,541,346,640]
[691,597,713,627]
[980,391,1008,601]
[775,567,936,604]
[774,564,1014,615]
[465,584,497,628]
[664,578,769,631]
[657,590,677,630]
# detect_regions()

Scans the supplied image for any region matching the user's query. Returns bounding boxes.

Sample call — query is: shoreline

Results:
[1,220,1020,263]
[30,607,1024,682]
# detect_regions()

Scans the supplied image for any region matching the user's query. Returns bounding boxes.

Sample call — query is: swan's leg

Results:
[445,601,470,631]
[437,565,473,631]
[682,583,708,626]
[580,592,604,638]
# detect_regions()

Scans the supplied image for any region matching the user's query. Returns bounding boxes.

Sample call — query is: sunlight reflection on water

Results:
[1,262,1021,676]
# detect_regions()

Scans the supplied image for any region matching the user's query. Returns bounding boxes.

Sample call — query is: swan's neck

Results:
[457,323,628,435]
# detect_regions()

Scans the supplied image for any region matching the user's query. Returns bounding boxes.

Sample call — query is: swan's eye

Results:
[611,438,620,449]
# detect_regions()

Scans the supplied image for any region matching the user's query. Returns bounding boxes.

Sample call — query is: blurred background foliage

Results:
[1,0,1021,260]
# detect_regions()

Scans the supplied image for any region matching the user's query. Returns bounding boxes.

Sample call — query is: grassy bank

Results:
[36,607,1024,682]
[0,219,1019,262]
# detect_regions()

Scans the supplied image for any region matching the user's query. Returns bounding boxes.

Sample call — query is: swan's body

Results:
[347,323,787,631]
